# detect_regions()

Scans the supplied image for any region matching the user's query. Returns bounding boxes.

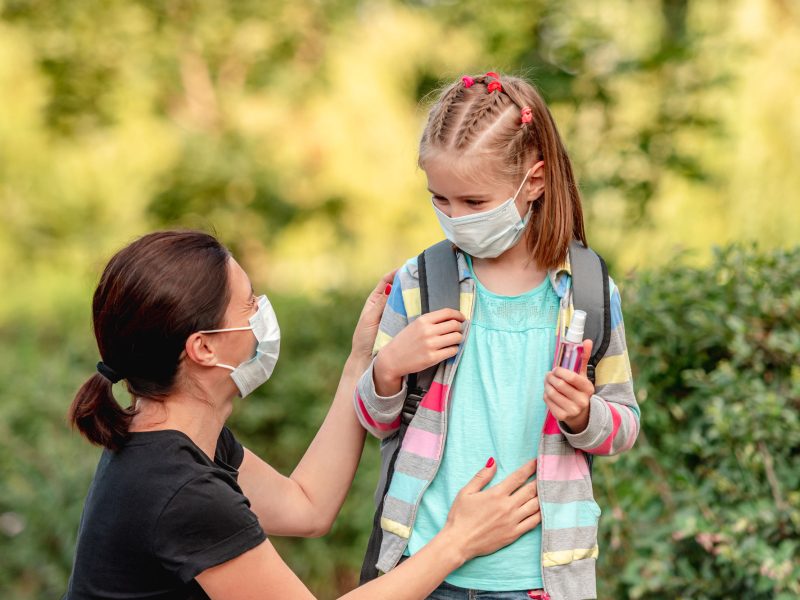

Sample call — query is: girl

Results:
[354,73,640,600]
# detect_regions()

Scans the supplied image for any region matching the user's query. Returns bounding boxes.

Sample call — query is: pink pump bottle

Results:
[556,310,587,373]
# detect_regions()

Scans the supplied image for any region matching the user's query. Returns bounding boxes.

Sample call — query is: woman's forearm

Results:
[289,353,370,532]
[339,528,466,600]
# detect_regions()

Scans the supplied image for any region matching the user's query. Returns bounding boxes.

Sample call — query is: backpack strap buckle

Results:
[586,362,596,386]
[401,388,426,425]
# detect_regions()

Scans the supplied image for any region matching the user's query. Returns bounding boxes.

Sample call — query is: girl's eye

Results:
[465,200,486,208]
[432,195,448,205]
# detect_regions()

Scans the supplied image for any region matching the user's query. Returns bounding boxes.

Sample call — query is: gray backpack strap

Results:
[418,239,461,314]
[568,240,611,385]
[403,240,460,423]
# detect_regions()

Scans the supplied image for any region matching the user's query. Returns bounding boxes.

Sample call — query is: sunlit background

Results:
[1,1,798,598]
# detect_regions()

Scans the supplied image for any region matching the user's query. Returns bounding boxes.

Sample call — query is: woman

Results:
[64,230,541,600]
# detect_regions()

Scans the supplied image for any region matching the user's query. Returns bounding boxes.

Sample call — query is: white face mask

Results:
[431,168,533,259]
[199,295,281,397]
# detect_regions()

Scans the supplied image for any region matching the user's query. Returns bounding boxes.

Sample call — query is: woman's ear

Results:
[526,160,546,202]
[184,333,219,368]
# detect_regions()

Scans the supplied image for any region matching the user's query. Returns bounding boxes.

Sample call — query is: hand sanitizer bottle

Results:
[557,310,587,373]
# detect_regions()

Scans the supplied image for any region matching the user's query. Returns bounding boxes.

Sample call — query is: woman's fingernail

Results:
[384,284,392,295]
[485,457,495,468]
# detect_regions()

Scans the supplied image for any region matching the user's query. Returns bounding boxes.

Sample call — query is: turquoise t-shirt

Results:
[405,256,559,591]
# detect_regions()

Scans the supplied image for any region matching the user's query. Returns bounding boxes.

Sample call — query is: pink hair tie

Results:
[461,76,475,88]
[520,106,533,124]
[485,71,502,93]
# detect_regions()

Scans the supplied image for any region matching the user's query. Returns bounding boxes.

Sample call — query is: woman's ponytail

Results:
[69,373,133,451]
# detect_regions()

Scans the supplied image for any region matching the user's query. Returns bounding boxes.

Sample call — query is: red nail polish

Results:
[485,457,495,468]
[384,284,392,295]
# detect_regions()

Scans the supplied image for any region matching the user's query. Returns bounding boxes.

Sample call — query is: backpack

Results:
[359,239,611,584]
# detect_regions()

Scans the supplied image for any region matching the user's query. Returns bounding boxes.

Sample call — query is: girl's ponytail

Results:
[69,373,133,451]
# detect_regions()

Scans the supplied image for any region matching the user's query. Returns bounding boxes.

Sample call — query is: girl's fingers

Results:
[550,368,594,396]
[431,318,464,336]
[544,383,572,411]
[426,308,466,324]
[432,332,463,350]
[432,346,460,364]
[578,339,593,378]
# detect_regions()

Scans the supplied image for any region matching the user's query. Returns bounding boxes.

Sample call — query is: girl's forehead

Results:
[424,153,510,195]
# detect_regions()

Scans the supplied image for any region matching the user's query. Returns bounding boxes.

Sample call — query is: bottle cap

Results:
[565,310,587,343]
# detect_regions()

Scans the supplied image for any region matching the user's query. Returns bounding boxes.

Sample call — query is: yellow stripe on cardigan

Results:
[403,288,421,318]
[594,352,632,386]
[380,517,411,539]
[542,545,599,568]
[459,292,474,320]
[372,330,394,354]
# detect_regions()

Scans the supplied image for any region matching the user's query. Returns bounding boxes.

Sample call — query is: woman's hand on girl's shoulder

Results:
[351,270,397,362]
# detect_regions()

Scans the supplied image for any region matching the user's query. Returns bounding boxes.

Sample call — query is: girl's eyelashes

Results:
[432,195,484,207]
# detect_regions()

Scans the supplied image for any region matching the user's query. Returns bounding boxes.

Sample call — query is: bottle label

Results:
[557,342,584,373]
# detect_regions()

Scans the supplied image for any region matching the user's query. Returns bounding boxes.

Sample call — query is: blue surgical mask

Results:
[431,168,533,259]
[199,295,281,397]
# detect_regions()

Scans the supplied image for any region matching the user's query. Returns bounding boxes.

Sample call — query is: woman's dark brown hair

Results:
[69,230,232,451]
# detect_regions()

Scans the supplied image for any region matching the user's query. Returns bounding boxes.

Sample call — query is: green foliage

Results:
[595,245,800,598]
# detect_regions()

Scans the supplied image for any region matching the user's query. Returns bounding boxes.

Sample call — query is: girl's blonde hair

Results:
[419,73,586,270]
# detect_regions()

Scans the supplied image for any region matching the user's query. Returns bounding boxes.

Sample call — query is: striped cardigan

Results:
[354,249,639,600]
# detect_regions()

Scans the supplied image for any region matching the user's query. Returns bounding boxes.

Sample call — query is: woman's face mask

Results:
[431,168,533,259]
[199,295,281,397]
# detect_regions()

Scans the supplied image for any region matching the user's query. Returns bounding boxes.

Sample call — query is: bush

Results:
[596,245,800,599]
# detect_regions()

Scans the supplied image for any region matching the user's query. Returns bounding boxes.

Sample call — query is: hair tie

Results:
[461,76,475,88]
[520,106,533,124]
[97,361,123,383]
[485,72,503,93]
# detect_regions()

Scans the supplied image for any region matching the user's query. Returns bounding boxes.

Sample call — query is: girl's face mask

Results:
[199,295,281,397]
[431,168,532,259]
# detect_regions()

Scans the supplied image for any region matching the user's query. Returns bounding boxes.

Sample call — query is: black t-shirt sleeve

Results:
[215,426,244,469]
[152,471,267,583]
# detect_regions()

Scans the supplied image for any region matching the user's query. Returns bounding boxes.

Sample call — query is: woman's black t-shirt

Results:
[64,427,267,600]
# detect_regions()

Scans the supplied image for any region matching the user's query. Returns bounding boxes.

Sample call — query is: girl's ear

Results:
[184,332,219,368]
[526,160,546,203]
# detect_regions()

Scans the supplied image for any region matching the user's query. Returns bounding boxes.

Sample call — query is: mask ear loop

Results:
[512,167,533,202]
[196,326,256,371]
[199,325,254,334]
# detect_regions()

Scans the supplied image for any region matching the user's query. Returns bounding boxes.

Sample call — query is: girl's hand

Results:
[351,271,397,362]
[373,308,465,396]
[544,339,595,433]
[441,458,540,561]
